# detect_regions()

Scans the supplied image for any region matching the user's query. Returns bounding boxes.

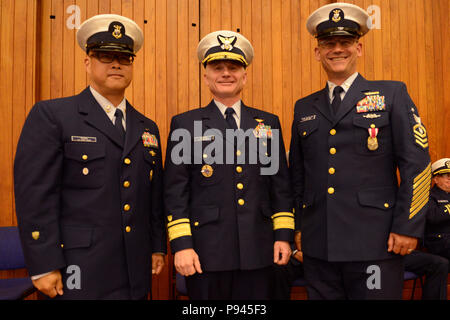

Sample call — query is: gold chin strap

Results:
[202,52,248,66]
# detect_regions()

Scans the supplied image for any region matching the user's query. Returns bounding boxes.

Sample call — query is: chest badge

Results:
[142,132,159,148]
[253,122,272,139]
[367,125,379,151]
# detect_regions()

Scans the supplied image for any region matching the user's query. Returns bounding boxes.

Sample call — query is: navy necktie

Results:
[331,86,344,115]
[114,108,125,141]
[225,107,238,130]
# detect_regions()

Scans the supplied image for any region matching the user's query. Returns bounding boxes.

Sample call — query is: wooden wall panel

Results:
[1,0,449,300]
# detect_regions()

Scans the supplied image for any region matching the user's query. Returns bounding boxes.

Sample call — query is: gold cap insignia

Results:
[112,25,122,39]
[218,35,237,51]
[332,9,342,23]
[32,231,40,240]
[446,160,450,168]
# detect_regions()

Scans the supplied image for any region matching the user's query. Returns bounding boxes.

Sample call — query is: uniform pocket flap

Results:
[191,206,220,227]
[297,120,319,138]
[64,143,106,162]
[61,226,93,249]
[357,187,396,210]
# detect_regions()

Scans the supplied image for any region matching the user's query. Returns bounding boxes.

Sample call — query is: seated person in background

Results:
[404,249,448,300]
[425,158,450,262]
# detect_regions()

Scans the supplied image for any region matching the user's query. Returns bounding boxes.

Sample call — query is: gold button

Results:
[124,204,131,211]
[82,154,88,160]
[384,203,389,208]
[124,158,131,165]
[236,166,243,173]
[203,153,208,159]
[328,187,335,194]
[125,226,131,233]
[82,167,89,175]
[236,150,242,156]
[330,129,336,135]
[370,124,376,128]
[438,234,442,238]
[328,167,335,175]
[237,183,244,190]
[31,231,39,240]
[238,199,245,206]
[194,222,199,226]
[302,204,306,209]
[61,244,64,248]
[329,148,336,155]
[302,131,307,136]
[123,181,130,188]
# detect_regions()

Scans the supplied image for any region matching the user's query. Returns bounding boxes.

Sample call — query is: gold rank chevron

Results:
[167,218,192,241]
[413,123,428,148]
[271,212,295,230]
[409,163,431,219]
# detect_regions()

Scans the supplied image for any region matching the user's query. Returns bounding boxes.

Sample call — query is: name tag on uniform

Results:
[71,136,97,143]
[194,135,215,142]
[438,200,449,203]
[300,115,316,122]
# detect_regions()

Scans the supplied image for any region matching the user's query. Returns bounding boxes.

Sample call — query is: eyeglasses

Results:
[318,38,357,50]
[90,52,134,65]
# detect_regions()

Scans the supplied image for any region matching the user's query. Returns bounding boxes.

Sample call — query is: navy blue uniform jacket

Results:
[289,74,431,262]
[164,101,294,272]
[425,185,450,254]
[14,87,166,299]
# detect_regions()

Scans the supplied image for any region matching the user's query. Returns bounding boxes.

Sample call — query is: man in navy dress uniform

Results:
[425,158,450,262]
[289,3,431,299]
[164,30,294,299]
[14,14,166,299]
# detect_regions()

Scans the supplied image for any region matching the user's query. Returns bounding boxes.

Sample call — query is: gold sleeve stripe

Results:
[409,163,431,219]
[412,179,430,201]
[410,192,430,219]
[271,212,295,219]
[272,216,295,230]
[167,218,190,228]
[413,163,431,188]
[168,223,192,241]
[411,190,430,213]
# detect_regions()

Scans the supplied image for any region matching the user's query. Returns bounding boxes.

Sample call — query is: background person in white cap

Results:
[289,3,431,299]
[425,158,450,263]
[14,14,166,299]
[164,30,294,299]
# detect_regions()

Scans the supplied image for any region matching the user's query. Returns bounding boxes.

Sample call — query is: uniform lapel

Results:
[202,100,235,147]
[333,74,369,126]
[123,102,145,158]
[312,86,334,123]
[238,103,260,150]
[77,87,124,148]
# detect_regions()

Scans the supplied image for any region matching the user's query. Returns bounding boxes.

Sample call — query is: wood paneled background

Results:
[0,0,449,300]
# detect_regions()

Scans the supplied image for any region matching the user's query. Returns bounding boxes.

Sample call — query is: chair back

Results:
[0,227,26,270]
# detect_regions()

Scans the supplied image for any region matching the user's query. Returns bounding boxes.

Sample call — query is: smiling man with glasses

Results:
[14,14,166,299]
[289,3,431,299]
